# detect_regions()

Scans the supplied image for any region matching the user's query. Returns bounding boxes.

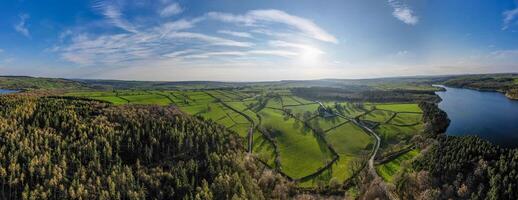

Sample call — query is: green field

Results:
[389,113,422,125]
[308,116,349,132]
[374,103,422,113]
[376,149,420,182]
[90,96,128,105]
[121,94,172,105]
[66,89,425,188]
[361,110,395,123]
[259,108,334,179]
[326,123,373,156]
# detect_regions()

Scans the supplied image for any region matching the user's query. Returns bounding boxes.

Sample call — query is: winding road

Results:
[316,101,397,200]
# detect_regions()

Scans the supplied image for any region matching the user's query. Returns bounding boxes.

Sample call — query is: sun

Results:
[298,45,324,66]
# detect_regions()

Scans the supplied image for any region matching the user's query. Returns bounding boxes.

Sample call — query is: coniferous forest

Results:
[0,95,290,199]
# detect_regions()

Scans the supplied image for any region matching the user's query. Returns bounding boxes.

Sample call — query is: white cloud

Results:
[0,49,4,53]
[160,2,183,17]
[53,3,337,73]
[388,0,419,25]
[93,1,138,33]
[156,19,198,36]
[207,12,255,25]
[166,32,253,47]
[396,50,408,56]
[208,9,338,43]
[248,10,338,43]
[490,49,518,58]
[218,30,252,38]
[503,8,518,30]
[14,14,30,37]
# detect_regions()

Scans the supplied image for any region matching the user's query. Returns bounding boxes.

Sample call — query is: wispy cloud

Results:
[0,49,4,53]
[166,32,254,47]
[208,9,338,43]
[14,14,30,37]
[218,30,252,38]
[503,8,518,30]
[160,2,183,17]
[490,49,518,58]
[93,1,137,33]
[388,0,418,25]
[54,2,337,69]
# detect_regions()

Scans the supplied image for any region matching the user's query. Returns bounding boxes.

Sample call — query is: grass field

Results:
[361,110,395,123]
[308,116,349,132]
[121,94,172,105]
[324,102,371,118]
[259,108,334,179]
[285,103,320,118]
[90,96,128,105]
[376,124,423,148]
[325,123,373,156]
[376,149,420,182]
[66,89,426,188]
[389,113,422,125]
[374,103,422,113]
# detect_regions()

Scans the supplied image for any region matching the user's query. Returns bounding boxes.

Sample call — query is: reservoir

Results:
[0,89,17,94]
[436,86,518,148]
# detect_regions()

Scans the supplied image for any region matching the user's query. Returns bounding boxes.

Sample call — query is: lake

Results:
[0,89,18,94]
[436,86,518,148]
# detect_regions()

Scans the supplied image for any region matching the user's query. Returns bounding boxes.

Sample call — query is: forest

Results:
[1,75,518,199]
[441,74,518,99]
[0,95,290,199]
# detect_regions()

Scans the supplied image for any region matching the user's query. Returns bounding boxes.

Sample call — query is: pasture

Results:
[376,149,420,182]
[65,89,426,188]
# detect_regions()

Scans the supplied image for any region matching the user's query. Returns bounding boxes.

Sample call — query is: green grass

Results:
[259,108,334,179]
[308,116,349,132]
[225,101,260,125]
[361,110,395,123]
[376,124,423,148]
[290,96,314,104]
[66,91,115,97]
[298,154,358,187]
[216,116,236,127]
[285,103,320,118]
[376,149,419,182]
[120,94,172,105]
[281,96,301,106]
[324,102,370,118]
[228,123,251,137]
[389,113,422,125]
[265,98,283,109]
[325,123,373,156]
[65,88,423,188]
[374,103,422,113]
[91,96,128,105]
[252,132,277,167]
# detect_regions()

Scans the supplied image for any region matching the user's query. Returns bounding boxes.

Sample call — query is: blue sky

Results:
[1,0,518,81]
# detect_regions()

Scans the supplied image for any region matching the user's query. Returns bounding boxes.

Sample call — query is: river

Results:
[0,89,18,94]
[436,86,518,148]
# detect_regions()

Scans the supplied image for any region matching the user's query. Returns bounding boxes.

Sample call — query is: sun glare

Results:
[298,45,324,65]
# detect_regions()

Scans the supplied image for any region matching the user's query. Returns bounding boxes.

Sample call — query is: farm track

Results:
[204,92,256,153]
[325,101,398,200]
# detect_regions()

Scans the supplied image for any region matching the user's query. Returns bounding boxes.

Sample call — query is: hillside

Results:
[0,76,87,91]
[0,95,290,199]
[440,74,518,100]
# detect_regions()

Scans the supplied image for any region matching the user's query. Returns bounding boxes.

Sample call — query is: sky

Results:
[1,0,518,81]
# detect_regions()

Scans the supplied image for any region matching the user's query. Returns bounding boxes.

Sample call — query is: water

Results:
[436,86,518,148]
[0,89,17,94]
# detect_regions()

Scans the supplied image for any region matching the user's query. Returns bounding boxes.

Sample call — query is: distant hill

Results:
[0,76,88,91]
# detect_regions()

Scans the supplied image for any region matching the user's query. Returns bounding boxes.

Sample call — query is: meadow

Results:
[66,89,425,188]
[376,149,420,182]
